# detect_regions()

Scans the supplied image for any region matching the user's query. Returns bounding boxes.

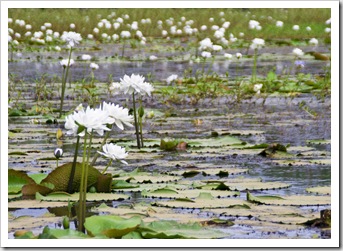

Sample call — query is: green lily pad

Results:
[84,215,142,238]
[139,220,229,239]
[8,169,36,194]
[188,135,243,147]
[47,228,89,239]
[306,139,331,145]
[168,167,249,177]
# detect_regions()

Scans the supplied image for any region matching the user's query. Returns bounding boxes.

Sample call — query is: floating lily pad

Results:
[306,139,331,145]
[247,192,330,206]
[36,192,129,202]
[154,193,248,209]
[168,167,249,178]
[306,186,331,195]
[188,135,243,147]
[85,215,142,238]
[138,220,229,239]
[142,188,240,199]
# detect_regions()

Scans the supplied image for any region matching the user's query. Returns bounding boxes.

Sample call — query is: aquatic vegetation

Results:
[6,7,334,242]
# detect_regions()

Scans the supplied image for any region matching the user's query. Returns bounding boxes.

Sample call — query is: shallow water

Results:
[7,44,331,239]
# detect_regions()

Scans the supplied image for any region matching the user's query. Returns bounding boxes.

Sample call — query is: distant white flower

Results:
[70,23,75,29]
[34,31,43,38]
[75,103,84,111]
[249,20,260,29]
[8,36,12,42]
[309,38,318,46]
[55,46,61,51]
[149,55,158,61]
[117,17,124,23]
[201,25,207,31]
[8,18,13,23]
[325,18,331,25]
[292,48,304,57]
[120,30,131,39]
[239,32,244,37]
[212,45,223,51]
[306,26,311,31]
[101,101,133,130]
[250,38,265,50]
[120,74,154,96]
[214,30,224,39]
[60,59,75,68]
[199,38,213,51]
[97,143,128,165]
[93,28,99,34]
[162,30,168,37]
[15,33,21,39]
[325,27,331,33]
[90,62,99,70]
[131,21,138,30]
[136,30,143,38]
[25,24,32,30]
[53,32,60,38]
[224,53,232,59]
[236,52,242,59]
[209,17,214,22]
[253,84,263,94]
[201,51,212,58]
[292,25,300,31]
[219,11,225,17]
[12,40,19,46]
[112,34,119,41]
[45,35,53,42]
[113,22,120,30]
[166,74,178,84]
[276,21,284,27]
[222,21,230,29]
[81,54,92,61]
[87,34,94,39]
[61,31,82,47]
[24,32,31,37]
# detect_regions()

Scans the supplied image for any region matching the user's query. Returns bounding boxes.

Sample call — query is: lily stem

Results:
[78,133,88,233]
[68,135,80,194]
[59,47,73,118]
[132,92,141,149]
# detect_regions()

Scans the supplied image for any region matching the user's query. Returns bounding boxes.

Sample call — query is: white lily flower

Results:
[101,101,133,130]
[61,31,82,47]
[97,143,128,165]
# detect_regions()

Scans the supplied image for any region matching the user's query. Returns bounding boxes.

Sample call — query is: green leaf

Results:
[48,229,89,239]
[8,169,35,194]
[139,220,228,239]
[84,215,141,238]
[36,192,129,202]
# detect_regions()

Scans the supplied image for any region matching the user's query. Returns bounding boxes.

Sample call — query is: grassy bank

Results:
[8,8,331,41]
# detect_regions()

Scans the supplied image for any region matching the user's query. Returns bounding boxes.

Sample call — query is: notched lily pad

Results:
[36,192,129,202]
[306,186,331,195]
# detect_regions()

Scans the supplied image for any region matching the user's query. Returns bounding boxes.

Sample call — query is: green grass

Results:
[8,8,331,43]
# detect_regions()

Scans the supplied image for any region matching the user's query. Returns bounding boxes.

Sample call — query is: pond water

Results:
[8,44,331,239]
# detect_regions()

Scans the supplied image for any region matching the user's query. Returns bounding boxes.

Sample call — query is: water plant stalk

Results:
[101,159,113,174]
[59,47,73,118]
[78,132,88,233]
[132,92,141,149]
[90,123,113,166]
[67,135,80,194]
[252,48,258,83]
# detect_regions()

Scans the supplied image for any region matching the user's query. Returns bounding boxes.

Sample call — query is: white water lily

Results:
[60,59,75,68]
[101,101,133,130]
[65,106,114,136]
[90,62,99,70]
[253,84,263,94]
[199,37,213,51]
[120,30,131,39]
[292,48,304,57]
[224,53,233,60]
[61,31,82,47]
[250,38,265,50]
[120,74,154,96]
[61,58,75,67]
[201,51,212,58]
[166,74,178,84]
[81,54,92,61]
[276,21,284,27]
[309,38,318,46]
[236,52,242,59]
[292,25,300,31]
[97,143,128,165]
